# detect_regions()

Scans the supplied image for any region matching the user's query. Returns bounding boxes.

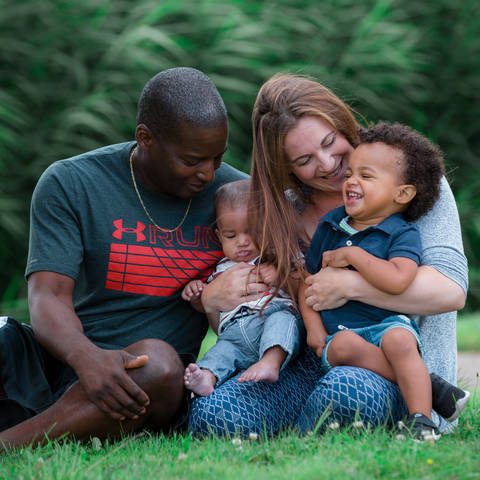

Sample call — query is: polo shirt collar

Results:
[322,206,407,235]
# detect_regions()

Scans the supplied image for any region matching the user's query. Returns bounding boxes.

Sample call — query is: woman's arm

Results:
[304,265,465,315]
[322,246,418,295]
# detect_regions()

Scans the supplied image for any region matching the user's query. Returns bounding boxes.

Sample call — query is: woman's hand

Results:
[304,266,353,311]
[201,262,268,314]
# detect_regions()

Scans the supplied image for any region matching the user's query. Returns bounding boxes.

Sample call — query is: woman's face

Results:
[285,116,354,194]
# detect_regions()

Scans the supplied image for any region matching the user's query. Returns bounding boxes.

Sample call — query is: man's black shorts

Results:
[0,317,192,432]
[0,316,78,430]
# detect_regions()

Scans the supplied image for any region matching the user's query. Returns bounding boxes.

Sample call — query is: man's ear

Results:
[135,124,154,151]
[395,184,417,205]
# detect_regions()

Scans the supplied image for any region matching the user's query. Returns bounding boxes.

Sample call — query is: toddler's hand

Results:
[322,247,351,268]
[181,280,205,302]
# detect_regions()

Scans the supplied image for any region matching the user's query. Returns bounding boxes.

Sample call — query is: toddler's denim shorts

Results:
[321,314,423,372]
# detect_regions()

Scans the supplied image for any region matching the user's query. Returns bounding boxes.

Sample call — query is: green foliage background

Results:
[1,0,479,311]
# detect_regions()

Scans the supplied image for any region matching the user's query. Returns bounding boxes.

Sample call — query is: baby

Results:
[182,179,302,396]
[299,122,470,440]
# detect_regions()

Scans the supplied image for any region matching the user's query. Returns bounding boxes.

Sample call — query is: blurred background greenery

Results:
[1,0,479,321]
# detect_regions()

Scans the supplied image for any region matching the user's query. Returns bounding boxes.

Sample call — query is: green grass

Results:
[1,313,478,478]
[2,394,479,479]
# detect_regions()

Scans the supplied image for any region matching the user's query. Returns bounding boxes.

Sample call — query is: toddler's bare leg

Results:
[327,330,396,382]
[381,328,431,418]
[237,346,286,383]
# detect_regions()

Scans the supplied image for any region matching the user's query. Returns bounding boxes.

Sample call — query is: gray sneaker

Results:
[430,372,471,422]
[396,413,441,442]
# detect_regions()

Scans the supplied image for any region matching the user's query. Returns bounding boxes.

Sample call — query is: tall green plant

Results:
[0,0,478,310]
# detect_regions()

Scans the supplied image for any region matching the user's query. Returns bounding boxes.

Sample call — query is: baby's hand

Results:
[257,263,277,286]
[322,248,352,268]
[181,280,205,302]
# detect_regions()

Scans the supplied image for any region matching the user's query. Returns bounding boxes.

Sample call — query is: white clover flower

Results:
[177,452,188,461]
[352,421,364,429]
[249,432,259,441]
[34,458,45,471]
[328,421,340,430]
[231,438,242,446]
[91,436,102,451]
[423,434,436,445]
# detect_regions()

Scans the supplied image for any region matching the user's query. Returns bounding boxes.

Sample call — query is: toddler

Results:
[299,123,470,440]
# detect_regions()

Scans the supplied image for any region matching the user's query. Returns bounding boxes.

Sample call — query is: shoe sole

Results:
[413,430,442,443]
[445,390,471,422]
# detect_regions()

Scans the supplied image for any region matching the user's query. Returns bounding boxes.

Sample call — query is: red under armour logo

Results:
[112,219,146,242]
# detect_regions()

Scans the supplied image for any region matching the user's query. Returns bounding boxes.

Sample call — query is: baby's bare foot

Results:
[184,363,216,396]
[238,360,280,384]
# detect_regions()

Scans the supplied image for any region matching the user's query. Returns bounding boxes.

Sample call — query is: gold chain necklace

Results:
[129,147,192,233]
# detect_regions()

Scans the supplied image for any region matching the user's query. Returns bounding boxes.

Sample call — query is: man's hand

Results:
[70,346,150,421]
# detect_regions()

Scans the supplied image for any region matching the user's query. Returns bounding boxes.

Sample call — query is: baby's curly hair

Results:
[358,122,444,221]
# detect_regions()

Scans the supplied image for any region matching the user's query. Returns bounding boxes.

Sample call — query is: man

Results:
[0,67,247,449]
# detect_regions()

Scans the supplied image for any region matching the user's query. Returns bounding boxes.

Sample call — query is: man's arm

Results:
[322,246,418,295]
[28,271,150,421]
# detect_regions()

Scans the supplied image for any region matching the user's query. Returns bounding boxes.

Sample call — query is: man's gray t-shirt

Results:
[26,141,247,363]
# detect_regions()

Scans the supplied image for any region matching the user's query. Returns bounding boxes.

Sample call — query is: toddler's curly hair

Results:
[359,122,444,221]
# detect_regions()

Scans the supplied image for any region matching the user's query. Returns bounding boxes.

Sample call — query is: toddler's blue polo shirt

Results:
[305,206,422,335]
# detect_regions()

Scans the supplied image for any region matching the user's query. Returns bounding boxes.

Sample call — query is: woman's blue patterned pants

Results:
[187,348,407,436]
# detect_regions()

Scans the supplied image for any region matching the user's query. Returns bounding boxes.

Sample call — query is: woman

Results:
[188,74,467,435]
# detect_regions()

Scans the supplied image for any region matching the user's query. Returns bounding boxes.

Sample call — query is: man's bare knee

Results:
[125,339,183,391]
[124,339,185,428]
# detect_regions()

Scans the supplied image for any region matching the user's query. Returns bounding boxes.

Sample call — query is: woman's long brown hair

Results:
[249,74,360,301]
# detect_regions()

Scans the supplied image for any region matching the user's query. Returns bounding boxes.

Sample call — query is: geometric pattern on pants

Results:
[188,347,407,436]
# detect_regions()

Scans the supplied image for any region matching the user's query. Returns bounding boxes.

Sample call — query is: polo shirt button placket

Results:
[346,240,353,246]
